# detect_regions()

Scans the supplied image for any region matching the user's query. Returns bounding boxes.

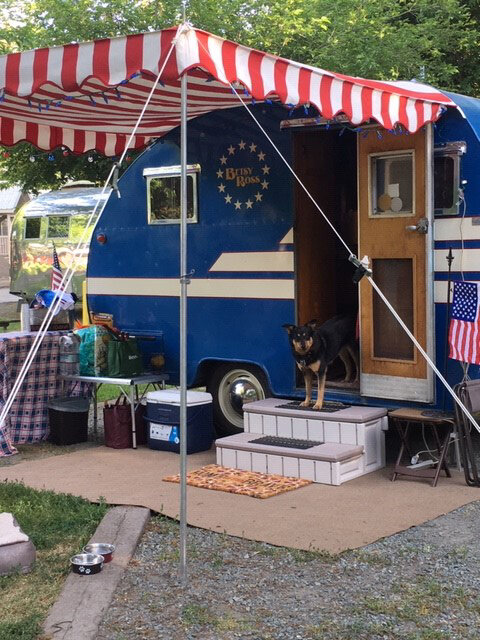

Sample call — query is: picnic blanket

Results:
[0,332,90,456]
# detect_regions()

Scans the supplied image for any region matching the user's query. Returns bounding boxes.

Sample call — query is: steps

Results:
[215,399,388,486]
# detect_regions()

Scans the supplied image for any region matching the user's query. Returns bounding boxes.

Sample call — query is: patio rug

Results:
[163,463,312,498]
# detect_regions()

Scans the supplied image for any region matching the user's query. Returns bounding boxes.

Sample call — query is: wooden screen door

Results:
[358,126,433,402]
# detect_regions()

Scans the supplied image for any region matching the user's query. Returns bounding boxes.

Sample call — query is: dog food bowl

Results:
[70,553,104,575]
[83,543,115,563]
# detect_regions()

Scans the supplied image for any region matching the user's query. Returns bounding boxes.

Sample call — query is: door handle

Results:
[405,217,429,234]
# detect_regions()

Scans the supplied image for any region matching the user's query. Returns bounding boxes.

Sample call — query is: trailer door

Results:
[358,125,434,402]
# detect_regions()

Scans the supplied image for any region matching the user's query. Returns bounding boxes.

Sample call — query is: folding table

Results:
[63,373,169,448]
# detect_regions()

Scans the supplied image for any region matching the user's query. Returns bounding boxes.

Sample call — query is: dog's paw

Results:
[312,402,323,410]
[300,400,311,407]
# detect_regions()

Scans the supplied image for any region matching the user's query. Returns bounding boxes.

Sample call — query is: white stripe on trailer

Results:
[87,277,295,299]
[434,217,480,242]
[209,251,294,272]
[435,248,480,272]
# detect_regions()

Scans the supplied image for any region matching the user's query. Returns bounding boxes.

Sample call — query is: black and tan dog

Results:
[283,315,358,410]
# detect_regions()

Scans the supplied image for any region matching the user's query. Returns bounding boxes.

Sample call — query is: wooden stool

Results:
[389,408,454,487]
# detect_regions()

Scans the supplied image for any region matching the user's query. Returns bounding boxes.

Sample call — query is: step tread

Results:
[216,432,364,462]
[243,398,388,423]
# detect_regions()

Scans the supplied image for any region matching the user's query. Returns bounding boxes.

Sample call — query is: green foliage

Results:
[0,0,479,191]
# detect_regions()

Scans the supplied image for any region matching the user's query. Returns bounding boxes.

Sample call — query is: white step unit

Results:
[243,398,388,473]
[215,432,366,485]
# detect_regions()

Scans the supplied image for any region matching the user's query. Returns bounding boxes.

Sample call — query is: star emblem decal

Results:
[217,141,270,212]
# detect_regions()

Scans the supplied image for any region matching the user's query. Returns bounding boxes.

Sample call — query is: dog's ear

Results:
[282,324,295,335]
[306,319,320,329]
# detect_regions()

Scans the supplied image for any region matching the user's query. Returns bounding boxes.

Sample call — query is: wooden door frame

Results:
[357,124,435,403]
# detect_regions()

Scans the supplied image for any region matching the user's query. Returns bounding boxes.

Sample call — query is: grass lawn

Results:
[0,482,108,640]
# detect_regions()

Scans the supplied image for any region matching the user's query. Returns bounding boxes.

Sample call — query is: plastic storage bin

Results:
[146,390,213,454]
[48,397,90,445]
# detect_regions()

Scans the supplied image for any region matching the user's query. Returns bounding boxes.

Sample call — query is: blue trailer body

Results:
[86,98,480,429]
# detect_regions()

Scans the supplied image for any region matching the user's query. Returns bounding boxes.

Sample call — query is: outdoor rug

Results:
[1,446,480,552]
[163,463,312,498]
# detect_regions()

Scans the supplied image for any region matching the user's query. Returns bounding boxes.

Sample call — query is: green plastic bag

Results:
[107,337,143,377]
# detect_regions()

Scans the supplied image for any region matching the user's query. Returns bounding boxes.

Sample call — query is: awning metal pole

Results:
[179,70,188,584]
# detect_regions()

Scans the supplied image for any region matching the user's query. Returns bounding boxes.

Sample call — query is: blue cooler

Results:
[146,390,214,454]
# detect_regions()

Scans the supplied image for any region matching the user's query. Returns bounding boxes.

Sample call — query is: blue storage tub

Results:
[145,390,213,454]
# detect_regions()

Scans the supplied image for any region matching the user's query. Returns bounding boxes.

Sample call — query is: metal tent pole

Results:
[179,70,188,584]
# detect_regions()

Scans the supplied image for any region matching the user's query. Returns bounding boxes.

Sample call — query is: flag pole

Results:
[442,247,454,412]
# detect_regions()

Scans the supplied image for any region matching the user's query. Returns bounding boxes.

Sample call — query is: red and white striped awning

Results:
[0,23,456,156]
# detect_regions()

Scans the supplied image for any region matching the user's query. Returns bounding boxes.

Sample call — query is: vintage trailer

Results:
[10,182,109,301]
[86,95,480,434]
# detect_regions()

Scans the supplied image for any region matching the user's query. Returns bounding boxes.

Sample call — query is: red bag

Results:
[103,396,147,448]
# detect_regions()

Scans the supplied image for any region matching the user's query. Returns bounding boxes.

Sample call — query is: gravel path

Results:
[97,498,480,640]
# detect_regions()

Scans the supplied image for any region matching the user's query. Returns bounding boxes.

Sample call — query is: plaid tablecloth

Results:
[0,331,89,456]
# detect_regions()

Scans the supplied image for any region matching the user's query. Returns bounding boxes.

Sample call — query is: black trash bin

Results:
[48,397,90,445]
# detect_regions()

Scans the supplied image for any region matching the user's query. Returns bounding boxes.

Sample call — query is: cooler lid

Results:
[146,390,212,406]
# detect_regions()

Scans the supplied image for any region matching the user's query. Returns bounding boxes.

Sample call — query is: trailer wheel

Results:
[208,364,270,437]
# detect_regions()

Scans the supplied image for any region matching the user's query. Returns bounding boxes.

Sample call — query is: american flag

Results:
[448,281,480,364]
[51,244,63,291]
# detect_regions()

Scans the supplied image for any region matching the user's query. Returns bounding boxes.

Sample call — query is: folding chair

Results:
[454,380,480,487]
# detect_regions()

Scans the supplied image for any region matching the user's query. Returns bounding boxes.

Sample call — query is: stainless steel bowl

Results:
[83,543,115,563]
[70,553,104,575]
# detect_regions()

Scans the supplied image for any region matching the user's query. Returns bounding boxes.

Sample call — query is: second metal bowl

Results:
[83,543,115,563]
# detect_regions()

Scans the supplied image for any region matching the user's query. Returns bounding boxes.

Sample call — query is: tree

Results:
[0,0,478,191]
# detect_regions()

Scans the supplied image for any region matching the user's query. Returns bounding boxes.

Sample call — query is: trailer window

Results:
[48,215,69,238]
[146,174,197,224]
[370,151,414,217]
[433,147,463,216]
[25,217,41,239]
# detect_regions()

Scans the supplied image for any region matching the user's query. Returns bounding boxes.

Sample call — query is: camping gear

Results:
[75,325,110,376]
[47,396,90,446]
[103,396,147,448]
[70,553,104,575]
[146,390,213,454]
[83,543,115,563]
[25,305,71,332]
[58,332,81,376]
[106,333,143,378]
[454,380,480,487]
[163,464,312,498]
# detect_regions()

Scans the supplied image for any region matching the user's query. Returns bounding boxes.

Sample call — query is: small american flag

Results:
[448,281,480,364]
[51,243,63,291]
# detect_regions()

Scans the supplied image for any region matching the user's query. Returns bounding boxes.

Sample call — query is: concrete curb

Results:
[42,506,150,640]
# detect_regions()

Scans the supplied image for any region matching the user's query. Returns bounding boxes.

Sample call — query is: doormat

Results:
[276,401,351,412]
[163,464,312,499]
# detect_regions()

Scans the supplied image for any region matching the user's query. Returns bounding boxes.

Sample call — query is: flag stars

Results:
[261,180,269,190]
[249,142,257,153]
[218,183,226,193]
[262,165,270,175]
[245,199,253,209]
[234,200,242,210]
[216,169,224,178]
[225,194,232,203]
[220,155,227,165]
[238,140,246,150]
[257,151,266,161]
[255,192,263,202]
[227,144,236,155]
